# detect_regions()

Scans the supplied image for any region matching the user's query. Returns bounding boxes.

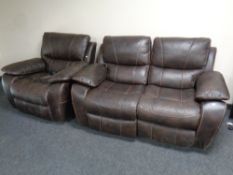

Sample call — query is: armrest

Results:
[48,62,87,83]
[72,64,107,87]
[1,58,45,75]
[195,71,230,101]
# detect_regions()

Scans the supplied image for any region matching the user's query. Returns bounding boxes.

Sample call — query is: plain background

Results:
[0,0,233,102]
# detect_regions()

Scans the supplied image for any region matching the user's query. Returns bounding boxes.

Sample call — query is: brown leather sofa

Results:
[71,36,229,148]
[1,32,96,121]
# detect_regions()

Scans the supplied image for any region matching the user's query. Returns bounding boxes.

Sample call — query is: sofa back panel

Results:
[102,36,151,84]
[43,58,81,73]
[107,64,149,84]
[41,32,90,61]
[149,37,212,89]
[149,66,203,89]
[152,38,210,69]
[204,47,216,71]
[103,36,151,66]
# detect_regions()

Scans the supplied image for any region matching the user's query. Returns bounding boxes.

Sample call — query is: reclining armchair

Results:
[1,32,96,121]
[71,36,229,149]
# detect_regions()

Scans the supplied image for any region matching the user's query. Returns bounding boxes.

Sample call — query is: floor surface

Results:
[0,85,233,175]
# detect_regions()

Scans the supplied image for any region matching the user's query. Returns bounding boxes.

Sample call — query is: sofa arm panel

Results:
[2,58,46,75]
[195,71,229,101]
[195,101,226,149]
[48,62,87,83]
[84,42,97,63]
[46,82,71,121]
[72,64,107,87]
[1,74,19,106]
[71,84,90,125]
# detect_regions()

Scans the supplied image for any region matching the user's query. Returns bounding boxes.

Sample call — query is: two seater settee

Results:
[1,32,96,121]
[71,36,229,148]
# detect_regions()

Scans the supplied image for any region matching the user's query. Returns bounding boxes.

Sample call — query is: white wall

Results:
[0,0,233,102]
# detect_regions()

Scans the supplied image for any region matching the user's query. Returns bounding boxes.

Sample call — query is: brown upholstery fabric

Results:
[10,73,51,105]
[149,38,211,89]
[195,102,226,149]
[87,113,136,137]
[71,84,90,125]
[85,42,97,63]
[72,64,107,87]
[41,32,90,61]
[42,58,82,73]
[103,36,151,84]
[1,74,19,106]
[72,36,150,137]
[71,36,229,148]
[1,58,45,75]
[107,64,149,84]
[47,62,87,83]
[205,47,216,71]
[138,121,195,147]
[195,71,230,101]
[85,81,145,120]
[41,32,91,73]
[14,98,51,119]
[138,85,200,130]
[1,32,95,121]
[152,38,210,69]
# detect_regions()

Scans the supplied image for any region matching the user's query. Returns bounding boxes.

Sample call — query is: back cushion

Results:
[41,32,90,73]
[103,36,151,84]
[149,38,210,88]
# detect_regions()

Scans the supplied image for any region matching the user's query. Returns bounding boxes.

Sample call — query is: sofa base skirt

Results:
[14,98,71,121]
[137,120,196,147]
[85,113,136,137]
[14,98,52,120]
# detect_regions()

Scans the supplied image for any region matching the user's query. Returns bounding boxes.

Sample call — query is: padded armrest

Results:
[1,58,45,75]
[195,71,230,101]
[72,64,107,87]
[48,62,87,83]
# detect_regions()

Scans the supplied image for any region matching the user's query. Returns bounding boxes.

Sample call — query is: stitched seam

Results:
[158,96,193,102]
[150,86,160,99]
[104,82,115,92]
[149,113,198,119]
[125,85,132,95]
[119,85,132,123]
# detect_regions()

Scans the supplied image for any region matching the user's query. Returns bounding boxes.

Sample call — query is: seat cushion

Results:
[138,85,201,130]
[85,81,145,120]
[10,72,52,105]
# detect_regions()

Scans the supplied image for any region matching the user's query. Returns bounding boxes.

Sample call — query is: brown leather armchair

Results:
[71,36,229,149]
[1,32,96,121]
